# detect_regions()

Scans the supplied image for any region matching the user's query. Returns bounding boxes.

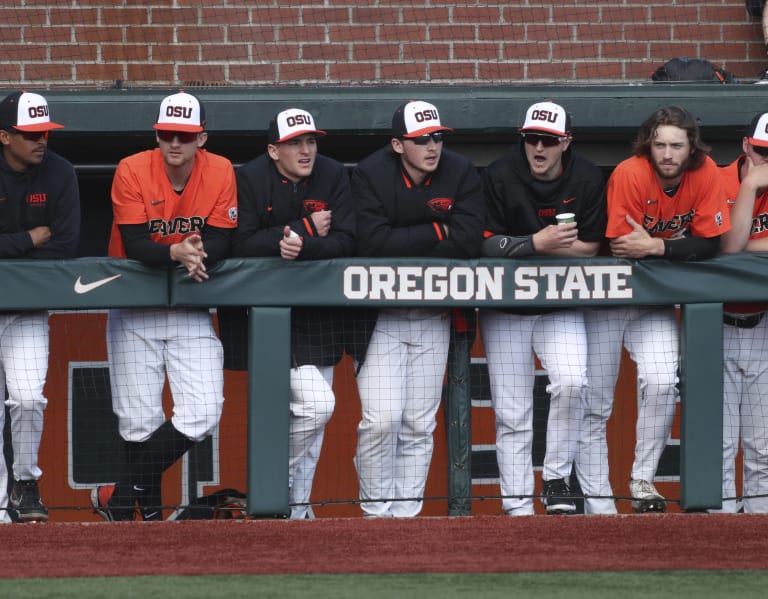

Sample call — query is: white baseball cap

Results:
[154,91,205,132]
[519,101,571,137]
[747,112,768,148]
[391,100,453,138]
[0,91,64,132]
[268,108,326,143]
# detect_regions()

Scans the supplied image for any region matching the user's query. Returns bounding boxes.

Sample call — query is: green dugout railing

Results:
[6,254,768,514]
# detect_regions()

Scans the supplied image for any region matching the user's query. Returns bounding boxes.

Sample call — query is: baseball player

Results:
[232,108,355,519]
[574,106,730,514]
[350,100,484,517]
[480,101,606,516]
[715,112,768,513]
[0,91,80,523]
[91,91,237,521]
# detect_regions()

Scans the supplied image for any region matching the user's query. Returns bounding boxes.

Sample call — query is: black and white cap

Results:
[747,112,768,148]
[154,91,205,133]
[0,91,64,132]
[268,108,326,144]
[391,100,453,138]
[519,101,571,137]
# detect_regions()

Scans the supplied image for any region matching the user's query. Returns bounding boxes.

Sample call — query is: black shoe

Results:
[10,480,49,522]
[541,478,577,514]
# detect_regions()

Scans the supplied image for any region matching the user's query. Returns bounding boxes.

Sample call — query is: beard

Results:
[652,157,689,183]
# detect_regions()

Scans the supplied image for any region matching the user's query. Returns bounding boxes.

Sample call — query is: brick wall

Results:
[0,1,764,88]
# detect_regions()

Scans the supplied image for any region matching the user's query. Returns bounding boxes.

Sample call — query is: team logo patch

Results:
[715,211,723,227]
[303,199,328,213]
[229,207,238,222]
[427,197,454,214]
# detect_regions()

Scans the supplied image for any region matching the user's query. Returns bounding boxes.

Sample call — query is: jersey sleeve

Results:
[605,159,647,238]
[111,157,151,226]
[689,157,730,238]
[203,155,238,230]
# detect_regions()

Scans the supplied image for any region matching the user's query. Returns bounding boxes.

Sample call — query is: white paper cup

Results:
[556,212,575,225]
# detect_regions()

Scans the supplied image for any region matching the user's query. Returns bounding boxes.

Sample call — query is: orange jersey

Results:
[720,156,768,314]
[720,156,768,242]
[108,148,237,258]
[606,155,729,240]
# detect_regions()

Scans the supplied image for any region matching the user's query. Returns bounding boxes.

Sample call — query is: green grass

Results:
[1,571,767,599]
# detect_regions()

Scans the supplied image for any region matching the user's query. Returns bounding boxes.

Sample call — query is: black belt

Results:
[723,313,764,329]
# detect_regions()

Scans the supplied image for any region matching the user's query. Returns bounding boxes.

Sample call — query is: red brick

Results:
[50,8,98,26]
[229,25,276,44]
[177,64,227,84]
[126,62,176,83]
[478,61,524,81]
[352,7,403,24]
[126,26,176,44]
[152,44,200,63]
[379,61,427,80]
[454,43,500,60]
[403,43,451,60]
[379,25,427,43]
[200,8,251,25]
[329,62,377,82]
[26,63,73,82]
[228,63,277,82]
[353,43,400,61]
[76,27,125,44]
[453,7,501,23]
[429,62,476,81]
[102,8,149,27]
[0,8,47,27]
[329,25,378,43]
[178,26,226,44]
[52,44,97,62]
[76,63,125,83]
[303,7,350,25]
[302,43,349,61]
[202,44,250,62]
[277,26,325,43]
[101,44,150,62]
[150,8,199,26]
[478,25,526,41]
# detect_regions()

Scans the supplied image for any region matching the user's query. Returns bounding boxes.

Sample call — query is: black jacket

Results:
[0,149,80,259]
[352,146,484,258]
[482,142,606,241]
[230,153,355,368]
[347,145,484,363]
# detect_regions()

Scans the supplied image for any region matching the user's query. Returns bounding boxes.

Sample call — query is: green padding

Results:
[0,257,167,310]
[680,303,724,511]
[171,254,768,309]
[246,307,291,518]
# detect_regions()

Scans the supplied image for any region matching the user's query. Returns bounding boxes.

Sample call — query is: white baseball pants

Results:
[354,308,450,518]
[719,316,768,513]
[480,309,587,516]
[107,308,225,443]
[575,306,679,514]
[289,364,335,520]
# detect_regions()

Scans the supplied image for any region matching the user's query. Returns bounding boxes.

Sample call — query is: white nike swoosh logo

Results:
[74,274,122,294]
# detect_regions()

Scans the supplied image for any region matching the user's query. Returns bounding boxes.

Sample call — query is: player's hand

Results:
[742,156,768,193]
[279,225,303,260]
[531,223,578,253]
[171,234,209,282]
[28,226,51,247]
[310,210,332,237]
[609,215,664,258]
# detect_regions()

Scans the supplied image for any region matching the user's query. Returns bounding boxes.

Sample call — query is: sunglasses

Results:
[522,133,565,148]
[157,130,199,144]
[9,129,49,142]
[752,144,768,158]
[407,132,444,145]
